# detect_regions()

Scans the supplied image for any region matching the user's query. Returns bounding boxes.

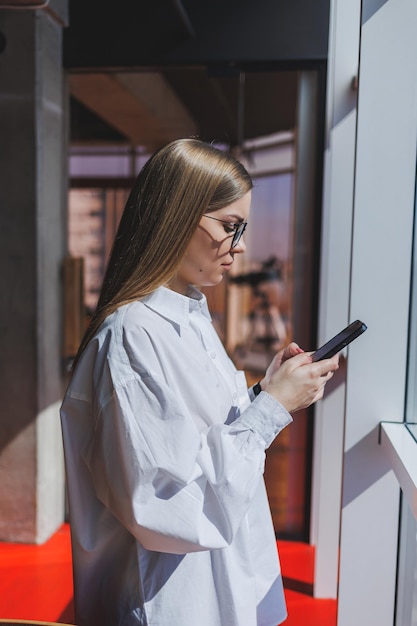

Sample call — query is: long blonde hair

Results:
[72,138,253,368]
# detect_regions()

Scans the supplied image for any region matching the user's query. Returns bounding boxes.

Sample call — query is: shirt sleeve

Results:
[84,364,292,556]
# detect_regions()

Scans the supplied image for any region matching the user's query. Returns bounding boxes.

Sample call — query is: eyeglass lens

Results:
[202,214,247,248]
[232,223,247,248]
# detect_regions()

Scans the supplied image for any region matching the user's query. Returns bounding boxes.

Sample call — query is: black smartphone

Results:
[312,320,367,362]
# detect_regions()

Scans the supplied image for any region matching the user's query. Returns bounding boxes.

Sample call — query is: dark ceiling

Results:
[69,69,300,149]
[64,0,330,150]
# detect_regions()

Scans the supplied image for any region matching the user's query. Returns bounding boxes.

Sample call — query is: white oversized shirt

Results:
[60,286,293,626]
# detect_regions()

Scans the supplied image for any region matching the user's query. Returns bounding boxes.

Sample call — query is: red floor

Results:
[279,542,337,626]
[0,524,337,625]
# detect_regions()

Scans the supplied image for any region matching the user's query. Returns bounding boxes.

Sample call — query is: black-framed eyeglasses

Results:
[202,214,248,249]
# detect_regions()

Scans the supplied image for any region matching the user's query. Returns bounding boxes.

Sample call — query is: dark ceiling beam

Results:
[64,0,330,70]
[69,72,198,150]
[169,0,196,39]
[0,0,49,5]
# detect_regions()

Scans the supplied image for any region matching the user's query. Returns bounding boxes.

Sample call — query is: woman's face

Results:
[169,191,251,295]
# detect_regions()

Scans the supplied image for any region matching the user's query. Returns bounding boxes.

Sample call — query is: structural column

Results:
[0,0,68,543]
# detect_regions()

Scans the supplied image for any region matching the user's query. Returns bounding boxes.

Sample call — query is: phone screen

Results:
[312,320,367,362]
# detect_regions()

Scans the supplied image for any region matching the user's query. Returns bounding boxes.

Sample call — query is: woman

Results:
[61,138,338,626]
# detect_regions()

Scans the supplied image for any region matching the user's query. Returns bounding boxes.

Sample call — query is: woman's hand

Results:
[261,351,339,413]
[261,342,304,390]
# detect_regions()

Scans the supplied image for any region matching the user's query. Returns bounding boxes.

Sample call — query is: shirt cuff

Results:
[239,391,293,448]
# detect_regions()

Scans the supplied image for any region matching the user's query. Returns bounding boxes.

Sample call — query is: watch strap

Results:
[253,381,262,396]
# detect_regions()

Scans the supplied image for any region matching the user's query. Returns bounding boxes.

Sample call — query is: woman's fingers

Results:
[263,352,339,413]
[281,342,304,361]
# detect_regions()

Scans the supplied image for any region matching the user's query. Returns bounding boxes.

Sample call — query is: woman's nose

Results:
[233,236,246,253]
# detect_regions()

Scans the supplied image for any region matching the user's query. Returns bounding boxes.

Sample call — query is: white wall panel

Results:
[312,111,357,598]
[312,0,361,598]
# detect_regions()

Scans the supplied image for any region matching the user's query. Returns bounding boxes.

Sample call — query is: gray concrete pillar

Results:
[0,0,69,543]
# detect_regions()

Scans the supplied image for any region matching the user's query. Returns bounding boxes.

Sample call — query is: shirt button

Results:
[210,351,217,359]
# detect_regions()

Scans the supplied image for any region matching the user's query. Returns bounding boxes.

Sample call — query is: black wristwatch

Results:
[253,381,262,396]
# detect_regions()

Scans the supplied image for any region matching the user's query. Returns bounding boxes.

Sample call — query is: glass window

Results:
[396,499,417,626]
[68,187,129,313]
[396,161,417,624]
[405,171,417,437]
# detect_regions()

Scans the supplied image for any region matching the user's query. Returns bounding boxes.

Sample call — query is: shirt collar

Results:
[142,286,212,328]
